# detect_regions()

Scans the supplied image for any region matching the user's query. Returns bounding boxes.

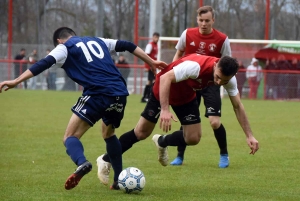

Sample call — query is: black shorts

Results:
[141,93,200,125]
[148,70,155,82]
[196,85,222,117]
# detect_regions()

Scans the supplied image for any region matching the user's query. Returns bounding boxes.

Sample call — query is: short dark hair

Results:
[153,32,160,37]
[218,56,239,76]
[53,27,76,47]
[197,5,215,18]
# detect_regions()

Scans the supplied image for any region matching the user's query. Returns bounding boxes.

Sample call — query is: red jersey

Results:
[184,28,228,58]
[145,41,158,70]
[153,54,219,106]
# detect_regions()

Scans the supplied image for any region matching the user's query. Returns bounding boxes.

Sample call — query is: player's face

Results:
[213,63,232,86]
[153,35,159,43]
[197,12,214,35]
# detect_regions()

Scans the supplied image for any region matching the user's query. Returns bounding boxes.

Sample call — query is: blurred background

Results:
[1,0,300,99]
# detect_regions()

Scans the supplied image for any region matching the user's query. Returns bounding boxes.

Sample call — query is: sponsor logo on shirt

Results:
[190,41,195,46]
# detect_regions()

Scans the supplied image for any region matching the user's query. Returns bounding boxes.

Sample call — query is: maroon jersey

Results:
[153,54,219,106]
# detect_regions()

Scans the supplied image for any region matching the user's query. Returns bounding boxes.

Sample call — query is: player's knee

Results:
[184,133,201,145]
[134,129,151,140]
[209,117,221,129]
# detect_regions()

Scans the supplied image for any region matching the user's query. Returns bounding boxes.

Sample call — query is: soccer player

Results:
[170,5,232,167]
[141,32,160,103]
[0,27,167,190]
[97,54,259,186]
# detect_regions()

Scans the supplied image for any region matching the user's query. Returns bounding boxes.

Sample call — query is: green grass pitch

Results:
[0,90,299,201]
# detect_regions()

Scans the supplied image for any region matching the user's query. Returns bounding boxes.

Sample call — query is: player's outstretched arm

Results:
[0,70,34,93]
[229,95,259,155]
[132,46,167,71]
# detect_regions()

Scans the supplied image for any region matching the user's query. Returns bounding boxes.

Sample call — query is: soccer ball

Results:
[118,167,146,193]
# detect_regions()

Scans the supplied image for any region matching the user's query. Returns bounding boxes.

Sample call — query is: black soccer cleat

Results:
[65,161,92,190]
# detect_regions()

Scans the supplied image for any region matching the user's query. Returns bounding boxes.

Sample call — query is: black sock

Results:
[214,124,228,155]
[102,129,139,163]
[147,84,152,98]
[158,130,187,148]
[177,145,186,159]
[177,126,186,159]
[142,85,150,99]
[105,135,122,182]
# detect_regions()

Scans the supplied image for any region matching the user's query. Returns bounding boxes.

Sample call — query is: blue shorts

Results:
[71,95,127,128]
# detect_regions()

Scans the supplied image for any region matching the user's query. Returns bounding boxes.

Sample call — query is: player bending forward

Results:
[96,54,259,188]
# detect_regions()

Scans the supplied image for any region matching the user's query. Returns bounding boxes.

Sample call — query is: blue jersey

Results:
[49,36,129,96]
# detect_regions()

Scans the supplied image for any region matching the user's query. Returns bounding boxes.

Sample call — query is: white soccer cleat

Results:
[152,134,169,166]
[96,154,111,185]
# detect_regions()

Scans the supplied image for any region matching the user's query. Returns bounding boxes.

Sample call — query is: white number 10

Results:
[76,41,104,63]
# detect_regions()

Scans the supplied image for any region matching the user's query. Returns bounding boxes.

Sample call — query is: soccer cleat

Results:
[96,154,111,185]
[65,161,92,190]
[170,156,183,165]
[110,181,120,190]
[219,154,229,168]
[152,134,169,166]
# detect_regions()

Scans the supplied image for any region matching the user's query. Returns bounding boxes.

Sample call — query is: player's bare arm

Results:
[159,70,177,132]
[133,46,167,70]
[0,70,34,93]
[229,95,259,154]
[172,50,185,62]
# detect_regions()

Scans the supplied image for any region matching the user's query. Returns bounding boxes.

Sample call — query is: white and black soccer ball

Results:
[118,167,146,193]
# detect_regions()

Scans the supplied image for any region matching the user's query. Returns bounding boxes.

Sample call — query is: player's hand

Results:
[0,80,18,93]
[159,110,177,132]
[246,136,259,155]
[152,60,167,70]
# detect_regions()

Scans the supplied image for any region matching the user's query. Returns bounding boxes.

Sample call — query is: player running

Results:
[0,27,167,190]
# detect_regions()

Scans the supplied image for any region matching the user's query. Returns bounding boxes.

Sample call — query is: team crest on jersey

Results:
[208,43,217,52]
[196,42,206,54]
[199,42,206,49]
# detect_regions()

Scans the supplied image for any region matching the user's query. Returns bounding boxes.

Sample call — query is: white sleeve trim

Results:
[49,44,67,65]
[173,61,200,82]
[175,29,187,51]
[220,37,232,57]
[223,76,239,96]
[98,38,117,52]
[145,44,152,54]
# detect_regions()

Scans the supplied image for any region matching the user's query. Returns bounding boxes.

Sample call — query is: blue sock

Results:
[65,136,87,166]
[105,135,122,182]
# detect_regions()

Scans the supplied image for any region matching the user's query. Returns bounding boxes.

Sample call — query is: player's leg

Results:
[64,95,103,190]
[141,70,154,102]
[202,86,229,168]
[98,94,160,187]
[63,114,92,190]
[99,96,128,189]
[152,98,201,166]
[101,122,122,190]
[170,90,202,165]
